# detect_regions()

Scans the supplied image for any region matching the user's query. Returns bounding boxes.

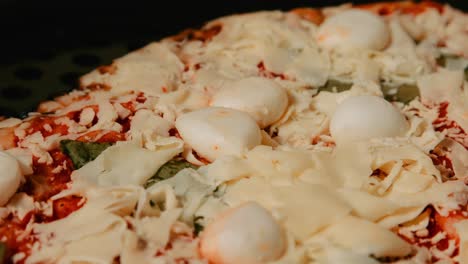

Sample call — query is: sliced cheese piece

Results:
[321,215,413,258]
[80,43,184,96]
[0,118,21,129]
[224,178,351,242]
[310,247,380,264]
[417,69,468,133]
[129,109,172,139]
[338,189,401,222]
[437,139,468,179]
[29,207,126,264]
[72,138,183,187]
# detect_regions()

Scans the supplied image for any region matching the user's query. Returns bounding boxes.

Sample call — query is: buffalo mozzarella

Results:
[175,107,261,161]
[317,9,390,51]
[330,95,408,143]
[211,77,288,128]
[200,201,286,264]
[0,151,22,206]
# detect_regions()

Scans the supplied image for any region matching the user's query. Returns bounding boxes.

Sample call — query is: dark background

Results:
[0,0,466,117]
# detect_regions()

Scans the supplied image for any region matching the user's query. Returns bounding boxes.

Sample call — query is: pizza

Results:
[0,1,467,263]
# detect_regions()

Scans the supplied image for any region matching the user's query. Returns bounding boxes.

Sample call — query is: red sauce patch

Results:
[398,207,466,262]
[257,61,287,80]
[290,8,324,25]
[0,92,154,262]
[49,196,84,221]
[357,1,443,16]
[432,102,467,148]
[76,130,126,143]
[19,150,74,202]
[26,116,69,138]
[0,213,36,263]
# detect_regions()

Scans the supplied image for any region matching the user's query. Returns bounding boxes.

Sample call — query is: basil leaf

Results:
[382,83,419,104]
[144,159,198,188]
[60,140,112,169]
[319,79,353,93]
[370,254,408,263]
[436,54,459,67]
[465,66,468,81]
[319,79,419,104]
[193,216,205,236]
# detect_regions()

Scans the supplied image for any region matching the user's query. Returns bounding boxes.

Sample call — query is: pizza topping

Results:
[80,43,184,96]
[0,151,23,206]
[455,220,468,263]
[180,11,330,90]
[71,137,184,187]
[59,140,112,169]
[210,77,289,128]
[199,201,286,264]
[129,109,172,139]
[5,148,34,176]
[290,7,324,25]
[317,9,390,51]
[318,79,353,93]
[318,216,413,259]
[175,107,261,162]
[433,139,468,180]
[1,3,468,264]
[382,83,420,104]
[330,95,409,144]
[418,69,468,139]
[144,159,198,188]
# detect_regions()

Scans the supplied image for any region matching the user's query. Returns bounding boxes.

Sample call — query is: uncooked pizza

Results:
[0,1,467,263]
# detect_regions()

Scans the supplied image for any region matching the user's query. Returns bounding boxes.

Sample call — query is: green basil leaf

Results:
[319,78,419,104]
[436,54,459,67]
[464,66,468,81]
[319,79,353,93]
[382,83,419,104]
[59,140,113,169]
[144,159,198,188]
[370,254,410,263]
[193,216,205,236]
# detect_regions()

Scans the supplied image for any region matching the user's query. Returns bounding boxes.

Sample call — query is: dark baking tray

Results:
[0,0,466,117]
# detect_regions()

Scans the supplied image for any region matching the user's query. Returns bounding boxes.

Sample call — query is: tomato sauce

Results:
[257,61,287,80]
[0,212,36,263]
[401,207,466,262]
[0,97,140,262]
[24,116,69,138]
[357,1,444,16]
[76,130,126,143]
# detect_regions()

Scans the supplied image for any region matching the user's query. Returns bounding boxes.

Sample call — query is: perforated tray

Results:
[0,1,466,117]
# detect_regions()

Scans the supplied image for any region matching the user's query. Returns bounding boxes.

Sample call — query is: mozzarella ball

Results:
[330,95,408,143]
[317,9,390,51]
[0,151,22,206]
[200,202,286,264]
[175,107,261,161]
[211,77,288,128]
